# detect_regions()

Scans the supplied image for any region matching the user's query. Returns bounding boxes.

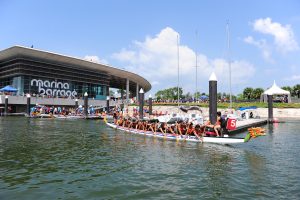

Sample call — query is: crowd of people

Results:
[30,105,99,116]
[111,110,226,140]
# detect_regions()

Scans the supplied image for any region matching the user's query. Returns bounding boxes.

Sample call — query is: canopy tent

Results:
[261,81,291,103]
[0,85,18,92]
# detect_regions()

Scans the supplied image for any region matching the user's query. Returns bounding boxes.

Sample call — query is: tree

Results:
[217,92,222,100]
[194,91,201,99]
[155,87,183,100]
[252,88,264,99]
[282,86,292,94]
[235,93,243,100]
[243,87,253,100]
[292,84,300,97]
[185,92,193,99]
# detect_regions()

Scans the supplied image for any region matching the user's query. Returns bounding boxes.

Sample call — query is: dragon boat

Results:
[105,122,258,144]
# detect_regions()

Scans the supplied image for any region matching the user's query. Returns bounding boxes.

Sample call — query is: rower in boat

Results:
[205,111,222,137]
[193,124,203,141]
[186,122,195,136]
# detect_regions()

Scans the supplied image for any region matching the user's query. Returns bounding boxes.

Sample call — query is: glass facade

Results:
[0,57,109,100]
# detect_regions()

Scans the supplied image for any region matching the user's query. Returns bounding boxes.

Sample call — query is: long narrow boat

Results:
[106,122,247,144]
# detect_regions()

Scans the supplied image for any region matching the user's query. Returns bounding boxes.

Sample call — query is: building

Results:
[0,46,151,113]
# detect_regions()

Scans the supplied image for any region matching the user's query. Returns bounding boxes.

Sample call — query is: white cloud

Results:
[244,36,274,63]
[285,75,300,81]
[84,55,108,64]
[112,27,256,95]
[151,81,160,86]
[253,18,299,53]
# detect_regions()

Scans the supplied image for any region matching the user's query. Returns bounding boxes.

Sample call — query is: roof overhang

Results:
[0,46,151,92]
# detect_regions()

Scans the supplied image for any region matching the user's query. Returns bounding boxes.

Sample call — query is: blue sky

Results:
[1,0,300,96]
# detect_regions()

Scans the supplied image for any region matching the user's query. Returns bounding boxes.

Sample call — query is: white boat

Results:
[106,122,246,144]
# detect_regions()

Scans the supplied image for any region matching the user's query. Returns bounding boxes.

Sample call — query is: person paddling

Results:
[193,124,203,141]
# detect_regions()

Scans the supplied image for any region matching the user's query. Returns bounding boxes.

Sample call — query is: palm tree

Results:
[292,84,300,98]
[252,88,264,99]
[243,87,253,100]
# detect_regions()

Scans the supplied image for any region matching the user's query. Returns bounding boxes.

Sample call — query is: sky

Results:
[1,0,300,97]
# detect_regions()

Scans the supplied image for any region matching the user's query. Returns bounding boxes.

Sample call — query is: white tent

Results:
[261,81,291,103]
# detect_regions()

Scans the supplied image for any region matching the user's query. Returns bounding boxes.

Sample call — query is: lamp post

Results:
[209,72,218,124]
[84,92,88,117]
[148,94,152,115]
[106,96,110,113]
[139,88,144,119]
[4,96,8,116]
[26,94,31,116]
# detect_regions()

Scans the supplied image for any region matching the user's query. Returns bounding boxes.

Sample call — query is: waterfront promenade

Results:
[137,105,300,119]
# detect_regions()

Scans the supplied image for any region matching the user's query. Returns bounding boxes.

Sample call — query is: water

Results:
[0,117,299,199]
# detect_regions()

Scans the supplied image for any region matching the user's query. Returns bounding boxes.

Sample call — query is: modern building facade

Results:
[0,46,151,112]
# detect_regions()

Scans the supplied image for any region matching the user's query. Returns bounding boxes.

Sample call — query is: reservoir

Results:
[0,117,299,199]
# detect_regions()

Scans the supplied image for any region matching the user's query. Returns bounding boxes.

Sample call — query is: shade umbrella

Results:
[0,85,18,92]
[200,95,208,100]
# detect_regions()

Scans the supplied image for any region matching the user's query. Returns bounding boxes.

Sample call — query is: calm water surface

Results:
[0,117,299,199]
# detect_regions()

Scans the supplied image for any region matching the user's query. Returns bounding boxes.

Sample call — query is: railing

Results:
[0,95,120,107]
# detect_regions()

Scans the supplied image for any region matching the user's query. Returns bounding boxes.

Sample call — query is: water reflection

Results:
[244,150,267,184]
[1,117,300,199]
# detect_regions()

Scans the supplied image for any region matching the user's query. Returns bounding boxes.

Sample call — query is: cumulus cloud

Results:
[244,36,274,63]
[252,18,299,53]
[253,18,299,52]
[84,55,108,64]
[112,27,256,95]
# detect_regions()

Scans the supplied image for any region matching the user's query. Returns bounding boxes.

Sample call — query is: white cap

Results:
[209,72,217,81]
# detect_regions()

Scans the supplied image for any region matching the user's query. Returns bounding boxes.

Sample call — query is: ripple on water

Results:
[1,118,300,199]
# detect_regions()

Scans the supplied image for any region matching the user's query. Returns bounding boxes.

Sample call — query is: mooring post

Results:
[106,96,110,113]
[139,88,144,119]
[4,95,8,116]
[75,98,78,108]
[267,95,273,122]
[26,94,31,116]
[84,92,88,117]
[209,72,218,124]
[148,94,152,115]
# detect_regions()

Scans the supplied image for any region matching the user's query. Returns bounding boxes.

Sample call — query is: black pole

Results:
[84,93,88,117]
[75,99,78,108]
[106,97,110,113]
[4,96,8,116]
[149,96,152,115]
[139,88,144,119]
[209,73,218,124]
[267,95,273,122]
[26,95,31,116]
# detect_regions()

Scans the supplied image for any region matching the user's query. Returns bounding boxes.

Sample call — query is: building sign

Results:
[31,79,77,97]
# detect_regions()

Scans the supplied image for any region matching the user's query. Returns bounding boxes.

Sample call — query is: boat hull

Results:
[106,123,245,144]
